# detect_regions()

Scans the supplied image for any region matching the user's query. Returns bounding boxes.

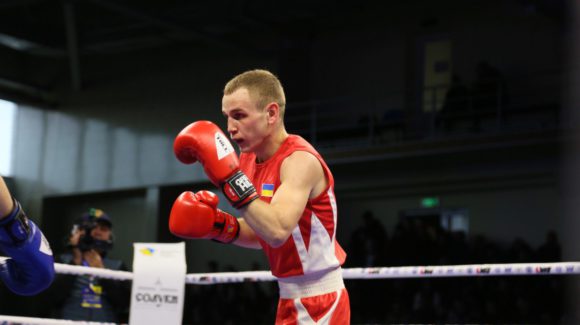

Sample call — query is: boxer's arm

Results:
[240,151,326,248]
[0,176,55,296]
[0,177,14,218]
[233,218,262,249]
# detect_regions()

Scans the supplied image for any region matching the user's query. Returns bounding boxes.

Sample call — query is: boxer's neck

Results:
[254,127,288,163]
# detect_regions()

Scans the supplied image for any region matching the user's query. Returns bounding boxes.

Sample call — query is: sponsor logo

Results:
[40,233,53,256]
[139,247,155,256]
[477,267,491,274]
[535,267,551,273]
[198,276,214,284]
[420,268,433,274]
[226,171,255,200]
[215,132,234,160]
[135,293,178,308]
[235,175,253,191]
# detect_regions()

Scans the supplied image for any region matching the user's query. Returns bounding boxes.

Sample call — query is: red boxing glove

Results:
[169,190,240,244]
[174,121,258,208]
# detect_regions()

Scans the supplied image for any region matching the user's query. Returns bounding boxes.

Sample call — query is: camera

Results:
[70,208,114,253]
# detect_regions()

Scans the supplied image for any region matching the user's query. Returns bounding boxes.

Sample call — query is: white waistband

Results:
[277,268,345,299]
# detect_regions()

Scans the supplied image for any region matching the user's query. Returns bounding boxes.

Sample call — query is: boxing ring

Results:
[0,261,577,324]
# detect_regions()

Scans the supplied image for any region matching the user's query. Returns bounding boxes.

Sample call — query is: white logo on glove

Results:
[215,132,235,160]
[235,175,253,191]
[39,232,53,256]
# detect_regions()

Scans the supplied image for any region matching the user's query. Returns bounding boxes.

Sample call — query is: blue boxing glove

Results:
[0,199,55,295]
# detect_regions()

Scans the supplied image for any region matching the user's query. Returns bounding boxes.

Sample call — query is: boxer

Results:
[170,69,350,324]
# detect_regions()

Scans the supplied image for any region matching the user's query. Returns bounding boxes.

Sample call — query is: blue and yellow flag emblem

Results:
[139,247,155,256]
[261,184,274,197]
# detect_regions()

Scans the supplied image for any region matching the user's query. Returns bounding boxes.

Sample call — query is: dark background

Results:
[0,0,577,323]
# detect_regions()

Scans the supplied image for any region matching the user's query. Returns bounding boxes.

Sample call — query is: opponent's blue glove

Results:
[0,199,55,295]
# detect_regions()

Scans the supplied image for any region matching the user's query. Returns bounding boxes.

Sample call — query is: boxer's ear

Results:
[265,102,279,125]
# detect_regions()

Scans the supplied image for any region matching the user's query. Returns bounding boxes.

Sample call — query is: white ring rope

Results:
[55,263,133,281]
[51,261,580,284]
[1,261,576,325]
[0,315,116,325]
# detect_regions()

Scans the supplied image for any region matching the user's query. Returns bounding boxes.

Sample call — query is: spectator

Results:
[535,230,561,262]
[438,74,471,132]
[46,208,130,323]
[349,210,387,267]
[473,61,508,110]
[508,237,534,263]
[346,221,564,323]
[471,61,509,131]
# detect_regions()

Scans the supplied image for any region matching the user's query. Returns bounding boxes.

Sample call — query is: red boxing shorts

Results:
[275,268,350,324]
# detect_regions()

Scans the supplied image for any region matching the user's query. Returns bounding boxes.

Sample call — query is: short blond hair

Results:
[224,69,286,118]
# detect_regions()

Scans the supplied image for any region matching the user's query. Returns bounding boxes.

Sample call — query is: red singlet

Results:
[240,135,350,324]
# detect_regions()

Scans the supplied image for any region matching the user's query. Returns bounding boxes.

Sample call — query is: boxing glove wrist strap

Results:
[0,198,31,246]
[211,212,240,244]
[221,170,259,209]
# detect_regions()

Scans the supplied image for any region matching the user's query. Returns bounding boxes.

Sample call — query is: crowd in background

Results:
[178,210,566,324]
[345,211,565,324]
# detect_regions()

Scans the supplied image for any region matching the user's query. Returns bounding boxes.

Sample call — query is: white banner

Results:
[129,242,186,325]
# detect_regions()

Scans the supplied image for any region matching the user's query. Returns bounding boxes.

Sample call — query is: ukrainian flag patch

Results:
[261,184,274,197]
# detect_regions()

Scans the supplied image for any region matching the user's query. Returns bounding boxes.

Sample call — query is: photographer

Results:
[47,208,130,323]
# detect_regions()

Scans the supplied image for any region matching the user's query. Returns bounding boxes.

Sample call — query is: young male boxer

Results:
[170,69,350,324]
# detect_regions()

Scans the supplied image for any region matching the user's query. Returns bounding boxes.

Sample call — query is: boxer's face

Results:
[222,87,270,153]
